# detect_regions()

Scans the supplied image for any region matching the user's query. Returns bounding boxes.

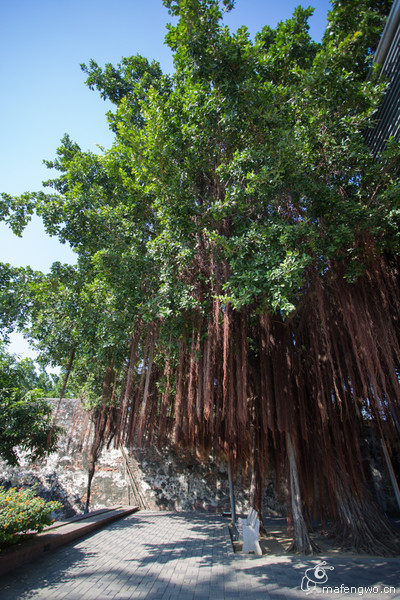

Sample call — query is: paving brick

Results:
[0,512,399,599]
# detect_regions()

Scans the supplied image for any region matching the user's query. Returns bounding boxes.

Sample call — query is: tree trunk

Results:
[85,455,96,513]
[332,477,400,556]
[84,364,115,513]
[286,434,319,554]
[58,348,76,402]
[227,457,239,539]
[250,436,266,533]
[47,348,76,449]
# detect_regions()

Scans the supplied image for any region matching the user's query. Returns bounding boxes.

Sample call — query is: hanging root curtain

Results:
[83,253,400,555]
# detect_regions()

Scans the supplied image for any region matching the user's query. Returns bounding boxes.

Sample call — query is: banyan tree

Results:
[2,0,400,554]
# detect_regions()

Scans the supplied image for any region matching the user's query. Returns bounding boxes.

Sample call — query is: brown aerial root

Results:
[332,480,400,557]
[64,249,400,555]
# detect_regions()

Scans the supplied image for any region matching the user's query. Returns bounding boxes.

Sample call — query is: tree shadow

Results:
[237,554,400,598]
[0,512,233,599]
[1,511,398,600]
[0,546,97,599]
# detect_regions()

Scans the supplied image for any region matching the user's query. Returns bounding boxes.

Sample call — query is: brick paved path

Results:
[0,511,399,599]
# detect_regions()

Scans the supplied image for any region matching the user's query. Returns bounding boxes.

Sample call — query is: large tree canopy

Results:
[1,0,400,554]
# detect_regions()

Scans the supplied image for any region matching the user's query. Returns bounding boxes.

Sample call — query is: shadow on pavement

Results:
[0,511,399,600]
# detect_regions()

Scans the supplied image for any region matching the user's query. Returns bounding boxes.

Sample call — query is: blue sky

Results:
[0,0,332,357]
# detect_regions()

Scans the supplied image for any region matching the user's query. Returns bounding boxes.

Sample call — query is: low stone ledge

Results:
[0,505,139,577]
[46,505,123,531]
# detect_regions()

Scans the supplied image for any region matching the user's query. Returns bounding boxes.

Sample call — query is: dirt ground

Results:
[230,516,400,558]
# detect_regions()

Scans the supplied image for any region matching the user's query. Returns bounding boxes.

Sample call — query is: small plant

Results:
[0,486,62,550]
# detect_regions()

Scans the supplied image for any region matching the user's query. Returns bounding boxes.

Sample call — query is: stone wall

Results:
[0,399,130,517]
[125,445,285,516]
[0,398,286,518]
[1,398,397,519]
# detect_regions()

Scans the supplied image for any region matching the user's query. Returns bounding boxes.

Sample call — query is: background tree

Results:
[0,344,61,465]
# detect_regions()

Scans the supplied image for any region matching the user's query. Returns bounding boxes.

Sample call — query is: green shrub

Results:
[0,486,62,550]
